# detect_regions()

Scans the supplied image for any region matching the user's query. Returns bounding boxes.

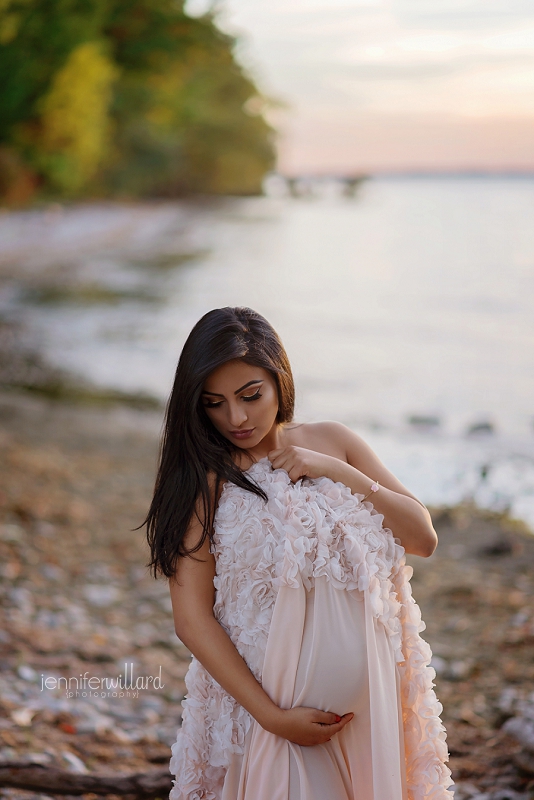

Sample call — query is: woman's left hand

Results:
[268,446,337,483]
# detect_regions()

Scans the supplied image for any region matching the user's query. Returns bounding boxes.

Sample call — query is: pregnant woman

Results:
[144,306,454,800]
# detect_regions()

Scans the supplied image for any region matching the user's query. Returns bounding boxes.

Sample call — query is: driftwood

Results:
[0,762,172,797]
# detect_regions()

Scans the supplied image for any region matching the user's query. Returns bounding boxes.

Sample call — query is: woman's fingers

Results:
[268,452,302,483]
[270,454,298,481]
[267,448,285,460]
[311,713,354,745]
[320,713,354,736]
[268,447,289,464]
[268,451,288,472]
[315,710,339,725]
[315,711,355,731]
[272,707,354,746]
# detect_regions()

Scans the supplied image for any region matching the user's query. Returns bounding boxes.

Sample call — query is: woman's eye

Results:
[204,400,223,408]
[242,390,262,402]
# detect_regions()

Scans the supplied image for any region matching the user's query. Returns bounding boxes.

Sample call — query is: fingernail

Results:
[335,715,341,722]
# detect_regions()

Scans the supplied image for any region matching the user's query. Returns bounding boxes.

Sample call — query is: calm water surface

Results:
[3,177,534,527]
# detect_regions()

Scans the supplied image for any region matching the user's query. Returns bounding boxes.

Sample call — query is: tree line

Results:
[0,0,276,204]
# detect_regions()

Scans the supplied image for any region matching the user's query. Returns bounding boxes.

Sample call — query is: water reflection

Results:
[1,177,533,526]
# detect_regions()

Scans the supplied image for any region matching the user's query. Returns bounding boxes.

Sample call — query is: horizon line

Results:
[275,168,534,180]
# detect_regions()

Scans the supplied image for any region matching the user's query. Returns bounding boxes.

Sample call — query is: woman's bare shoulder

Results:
[283,420,356,460]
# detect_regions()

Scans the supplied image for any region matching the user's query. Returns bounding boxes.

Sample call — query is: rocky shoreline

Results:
[0,393,184,798]
[0,391,533,799]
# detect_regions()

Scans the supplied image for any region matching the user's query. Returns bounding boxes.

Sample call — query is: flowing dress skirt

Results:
[222,576,406,800]
[169,458,453,800]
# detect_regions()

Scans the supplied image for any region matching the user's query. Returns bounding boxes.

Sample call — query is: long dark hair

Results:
[144,306,295,578]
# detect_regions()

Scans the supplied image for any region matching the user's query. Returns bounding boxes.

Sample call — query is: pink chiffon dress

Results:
[169,457,454,800]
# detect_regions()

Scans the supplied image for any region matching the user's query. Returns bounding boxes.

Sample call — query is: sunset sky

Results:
[187,0,534,174]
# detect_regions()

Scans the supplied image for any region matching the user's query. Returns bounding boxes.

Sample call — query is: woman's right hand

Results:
[264,706,354,746]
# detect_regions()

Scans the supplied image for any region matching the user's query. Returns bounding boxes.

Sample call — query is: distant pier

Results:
[263,172,368,198]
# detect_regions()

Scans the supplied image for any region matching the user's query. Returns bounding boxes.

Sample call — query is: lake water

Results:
[2,176,534,528]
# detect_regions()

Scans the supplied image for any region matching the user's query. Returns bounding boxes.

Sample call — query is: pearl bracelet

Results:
[362,481,380,502]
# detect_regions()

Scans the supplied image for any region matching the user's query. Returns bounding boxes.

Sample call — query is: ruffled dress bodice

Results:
[169,458,454,800]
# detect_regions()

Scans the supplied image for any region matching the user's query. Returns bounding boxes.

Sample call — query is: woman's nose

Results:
[228,402,248,428]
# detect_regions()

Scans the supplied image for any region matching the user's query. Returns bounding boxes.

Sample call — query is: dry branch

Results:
[0,762,172,797]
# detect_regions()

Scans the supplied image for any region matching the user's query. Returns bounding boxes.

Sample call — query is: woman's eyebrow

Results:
[202,379,263,397]
[234,379,263,394]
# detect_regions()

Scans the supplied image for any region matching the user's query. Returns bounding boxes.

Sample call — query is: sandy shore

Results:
[0,391,533,799]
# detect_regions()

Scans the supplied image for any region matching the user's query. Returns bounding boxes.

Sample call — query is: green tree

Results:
[32,40,118,194]
[0,0,109,140]
[0,0,275,202]
[102,0,275,195]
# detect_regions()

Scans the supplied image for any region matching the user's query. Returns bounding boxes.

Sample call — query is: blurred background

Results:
[1,1,534,798]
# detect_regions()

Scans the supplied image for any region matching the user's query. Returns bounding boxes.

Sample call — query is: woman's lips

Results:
[230,428,255,440]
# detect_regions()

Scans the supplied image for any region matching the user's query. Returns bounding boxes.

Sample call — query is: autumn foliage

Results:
[0,0,276,203]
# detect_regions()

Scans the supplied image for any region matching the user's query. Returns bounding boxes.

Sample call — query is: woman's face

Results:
[201,359,279,449]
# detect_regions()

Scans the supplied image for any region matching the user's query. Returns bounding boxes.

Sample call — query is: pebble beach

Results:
[0,391,533,799]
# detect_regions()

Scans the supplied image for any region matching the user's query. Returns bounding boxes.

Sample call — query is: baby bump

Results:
[292,576,369,716]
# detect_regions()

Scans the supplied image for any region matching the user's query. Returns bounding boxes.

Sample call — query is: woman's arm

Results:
[169,494,353,745]
[269,422,438,558]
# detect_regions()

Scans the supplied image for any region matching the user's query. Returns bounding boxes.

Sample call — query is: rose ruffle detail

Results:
[169,457,453,800]
[169,658,252,800]
[393,563,453,798]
